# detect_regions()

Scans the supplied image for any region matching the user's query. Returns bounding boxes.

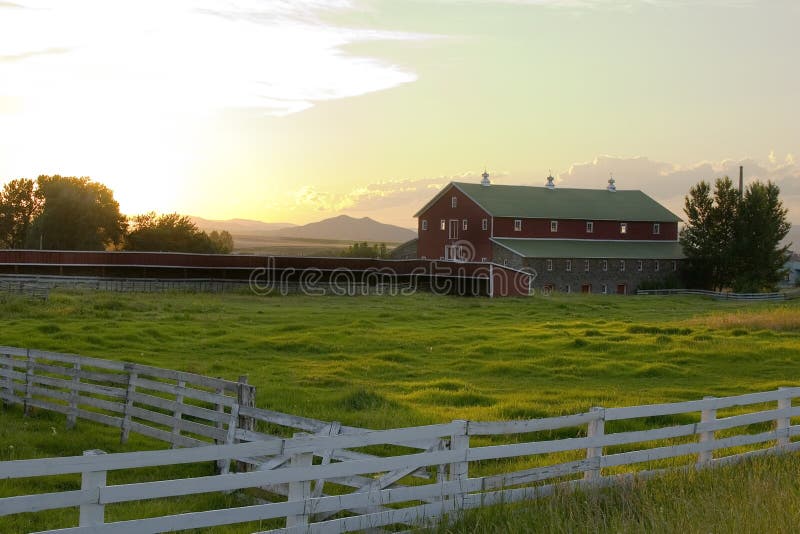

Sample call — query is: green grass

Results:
[1,290,800,532]
[434,453,800,534]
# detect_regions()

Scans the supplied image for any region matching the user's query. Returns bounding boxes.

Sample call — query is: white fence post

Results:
[67,362,81,430]
[584,407,605,482]
[286,434,313,528]
[698,396,716,465]
[777,387,791,450]
[23,349,33,417]
[171,380,186,448]
[79,449,107,527]
[236,375,255,473]
[449,420,470,508]
[120,367,138,444]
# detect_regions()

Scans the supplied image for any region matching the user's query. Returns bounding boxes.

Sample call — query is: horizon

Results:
[1,1,798,227]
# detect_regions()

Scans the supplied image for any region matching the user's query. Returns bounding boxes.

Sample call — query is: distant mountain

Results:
[190,217,296,235]
[271,215,416,243]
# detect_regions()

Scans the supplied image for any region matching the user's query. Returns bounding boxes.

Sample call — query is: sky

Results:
[0,0,798,229]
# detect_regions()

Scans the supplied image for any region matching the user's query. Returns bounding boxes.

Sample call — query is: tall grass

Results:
[434,453,800,533]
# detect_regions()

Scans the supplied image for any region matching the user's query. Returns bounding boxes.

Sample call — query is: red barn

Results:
[413,172,684,294]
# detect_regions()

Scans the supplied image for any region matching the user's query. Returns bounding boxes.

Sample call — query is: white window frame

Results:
[448,219,459,239]
[602,284,608,294]
[481,257,487,262]
[503,258,509,266]
[565,284,571,294]
[451,196,457,208]
[566,259,572,272]
[584,259,590,272]
[482,218,488,231]
[637,260,643,272]
[421,220,428,231]
[462,219,468,231]
[550,220,558,233]
[620,222,628,235]
[620,260,626,272]
[586,221,594,233]
[546,259,553,272]
[514,219,522,232]
[440,219,446,231]
[653,223,660,235]
[421,255,427,260]
[602,259,608,272]
[655,261,660,272]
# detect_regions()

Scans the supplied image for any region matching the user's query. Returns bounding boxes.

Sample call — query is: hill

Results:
[271,215,416,243]
[190,217,295,235]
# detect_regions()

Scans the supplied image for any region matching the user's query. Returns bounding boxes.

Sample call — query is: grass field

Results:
[1,290,799,532]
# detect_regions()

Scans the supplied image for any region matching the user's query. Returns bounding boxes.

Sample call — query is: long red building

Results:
[412,173,684,295]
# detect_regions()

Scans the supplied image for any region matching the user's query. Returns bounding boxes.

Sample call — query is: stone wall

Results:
[491,243,681,295]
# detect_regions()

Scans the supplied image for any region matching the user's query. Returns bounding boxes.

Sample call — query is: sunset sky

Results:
[1,0,798,228]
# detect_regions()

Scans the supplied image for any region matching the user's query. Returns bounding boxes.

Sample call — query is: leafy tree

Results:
[209,230,234,254]
[125,212,232,254]
[731,181,791,292]
[0,179,40,248]
[340,242,388,259]
[681,177,790,292]
[27,176,126,250]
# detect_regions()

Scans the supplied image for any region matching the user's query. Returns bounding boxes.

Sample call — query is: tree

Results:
[125,212,232,254]
[680,177,790,292]
[28,175,126,250]
[209,230,234,254]
[0,179,40,248]
[731,181,791,292]
[340,242,388,258]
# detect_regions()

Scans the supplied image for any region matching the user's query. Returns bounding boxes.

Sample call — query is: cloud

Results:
[0,0,428,116]
[438,0,754,9]
[555,154,800,222]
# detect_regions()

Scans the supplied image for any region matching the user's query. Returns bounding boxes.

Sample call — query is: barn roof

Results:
[492,238,686,259]
[414,182,681,222]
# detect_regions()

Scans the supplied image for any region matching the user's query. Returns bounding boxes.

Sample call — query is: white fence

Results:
[1,358,799,533]
[636,288,787,301]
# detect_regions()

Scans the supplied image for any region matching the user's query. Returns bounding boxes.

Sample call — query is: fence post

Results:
[171,380,186,448]
[67,361,81,430]
[236,375,255,473]
[24,349,34,417]
[79,449,107,527]
[286,434,313,528]
[214,386,225,445]
[449,420,470,509]
[0,352,12,409]
[584,407,605,482]
[777,387,791,450]
[698,396,716,465]
[120,366,138,444]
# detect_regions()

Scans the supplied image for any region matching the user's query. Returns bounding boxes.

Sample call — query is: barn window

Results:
[655,261,660,272]
[546,259,553,271]
[514,219,522,231]
[421,220,428,231]
[637,260,643,272]
[550,220,558,232]
[602,259,608,272]
[482,218,488,230]
[620,260,626,272]
[584,259,590,272]
[602,284,608,294]
[586,221,594,233]
[565,284,571,294]
[620,222,628,234]
[440,219,446,231]
[653,223,660,235]
[462,219,468,231]
[481,257,487,262]
[421,256,427,260]
[673,260,677,271]
[503,258,509,266]
[451,196,457,208]
[566,259,572,272]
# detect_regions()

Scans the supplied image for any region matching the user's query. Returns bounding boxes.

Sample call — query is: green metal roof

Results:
[492,238,686,259]
[449,182,681,222]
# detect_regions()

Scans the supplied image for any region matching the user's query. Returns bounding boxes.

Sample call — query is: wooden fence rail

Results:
[636,288,787,301]
[2,375,799,533]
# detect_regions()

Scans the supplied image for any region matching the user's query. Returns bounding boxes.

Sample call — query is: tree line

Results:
[680,177,790,292]
[0,175,233,253]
